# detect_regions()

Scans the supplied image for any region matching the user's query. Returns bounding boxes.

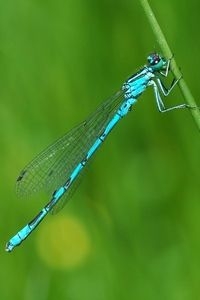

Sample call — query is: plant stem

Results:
[140,0,200,131]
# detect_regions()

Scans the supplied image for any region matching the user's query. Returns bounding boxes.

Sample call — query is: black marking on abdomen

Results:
[52,189,57,197]
[116,111,123,118]
[64,177,72,188]
[29,210,45,227]
[81,157,88,166]
[99,134,105,142]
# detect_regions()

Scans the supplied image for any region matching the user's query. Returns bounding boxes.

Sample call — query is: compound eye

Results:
[147,53,161,65]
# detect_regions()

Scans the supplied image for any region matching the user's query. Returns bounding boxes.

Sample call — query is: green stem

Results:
[140,0,200,131]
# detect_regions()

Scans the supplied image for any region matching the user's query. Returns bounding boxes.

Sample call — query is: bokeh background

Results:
[1,0,200,299]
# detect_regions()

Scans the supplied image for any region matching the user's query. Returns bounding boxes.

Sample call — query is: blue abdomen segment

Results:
[6,185,70,251]
[5,207,49,251]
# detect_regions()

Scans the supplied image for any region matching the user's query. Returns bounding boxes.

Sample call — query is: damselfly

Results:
[6,53,191,252]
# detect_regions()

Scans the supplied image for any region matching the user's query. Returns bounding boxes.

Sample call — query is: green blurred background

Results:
[1,0,200,299]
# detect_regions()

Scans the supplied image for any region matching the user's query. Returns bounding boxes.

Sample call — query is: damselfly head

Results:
[147,53,166,71]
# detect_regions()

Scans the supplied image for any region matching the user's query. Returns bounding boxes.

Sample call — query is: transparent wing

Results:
[16,90,124,208]
[50,172,83,214]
